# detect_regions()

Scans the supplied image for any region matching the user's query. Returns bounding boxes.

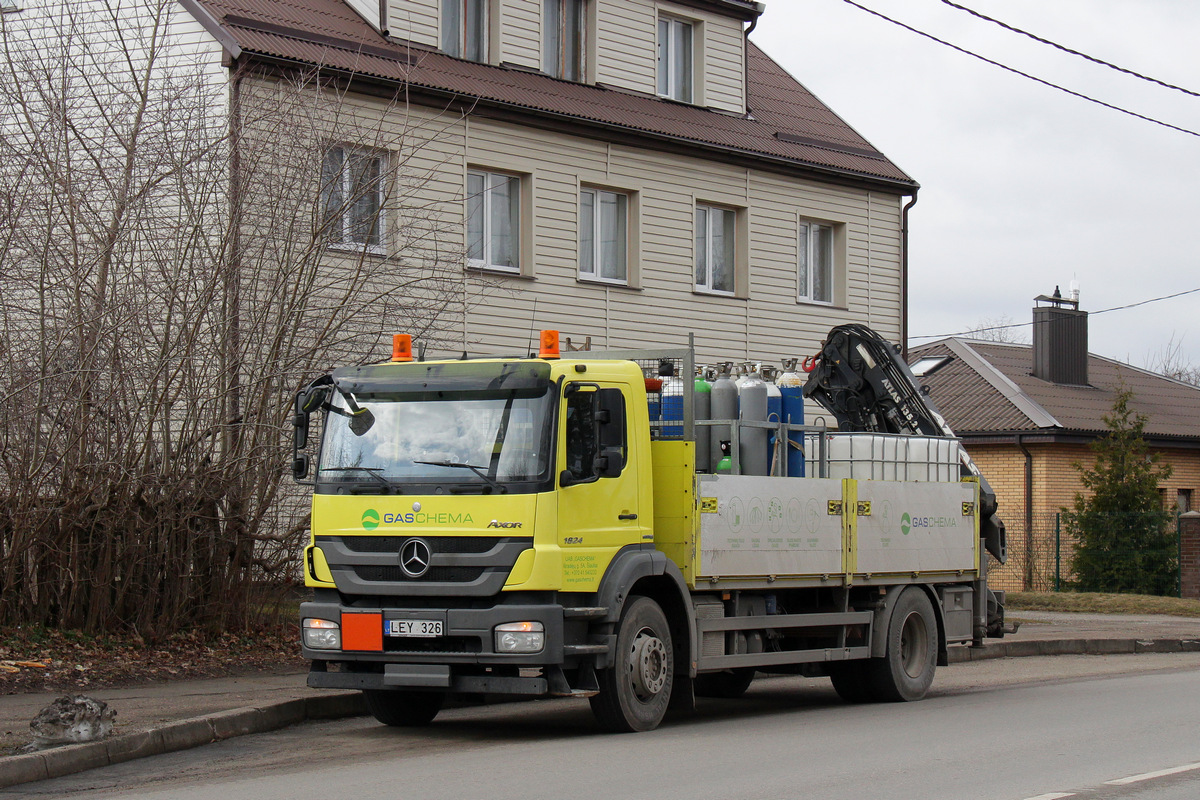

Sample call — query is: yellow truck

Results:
[293,327,1008,732]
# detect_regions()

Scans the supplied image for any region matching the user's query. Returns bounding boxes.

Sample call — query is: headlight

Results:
[494,621,545,654]
[302,618,341,650]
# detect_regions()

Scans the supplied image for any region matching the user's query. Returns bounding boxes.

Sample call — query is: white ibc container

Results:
[806,433,961,482]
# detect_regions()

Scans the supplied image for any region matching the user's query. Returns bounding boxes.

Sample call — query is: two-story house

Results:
[204,0,917,362]
[5,0,918,364]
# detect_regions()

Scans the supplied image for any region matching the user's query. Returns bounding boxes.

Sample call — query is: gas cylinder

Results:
[777,358,806,477]
[709,363,738,471]
[763,367,783,475]
[738,366,768,476]
[694,369,712,472]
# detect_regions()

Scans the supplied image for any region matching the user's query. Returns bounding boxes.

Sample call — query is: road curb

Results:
[946,636,1200,663]
[0,691,366,791]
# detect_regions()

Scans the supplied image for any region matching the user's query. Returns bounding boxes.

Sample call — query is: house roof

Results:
[187,0,917,190]
[909,338,1200,442]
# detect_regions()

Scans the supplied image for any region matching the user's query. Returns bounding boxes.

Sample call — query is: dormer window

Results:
[544,0,584,81]
[657,15,693,103]
[442,0,487,62]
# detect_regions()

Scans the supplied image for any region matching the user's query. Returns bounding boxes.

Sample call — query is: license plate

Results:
[385,619,443,638]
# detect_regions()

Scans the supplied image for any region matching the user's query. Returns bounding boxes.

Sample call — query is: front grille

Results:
[317,534,533,597]
[340,536,508,554]
[353,565,486,583]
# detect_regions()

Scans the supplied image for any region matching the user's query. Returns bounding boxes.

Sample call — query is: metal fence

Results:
[987,511,1182,596]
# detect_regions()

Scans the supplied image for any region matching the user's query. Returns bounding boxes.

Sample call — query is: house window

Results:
[442,0,487,61]
[579,187,627,283]
[1178,488,1192,513]
[467,169,521,272]
[321,146,384,250]
[695,204,735,294]
[544,0,584,81]
[798,220,834,304]
[657,16,693,102]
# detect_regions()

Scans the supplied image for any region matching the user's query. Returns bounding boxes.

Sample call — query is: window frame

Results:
[544,0,585,81]
[694,203,737,296]
[578,186,629,285]
[321,145,387,254]
[797,219,835,305]
[442,0,488,62]
[657,14,693,103]
[466,168,523,274]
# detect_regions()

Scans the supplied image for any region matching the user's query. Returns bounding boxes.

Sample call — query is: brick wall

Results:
[961,440,1200,591]
[1181,512,1200,599]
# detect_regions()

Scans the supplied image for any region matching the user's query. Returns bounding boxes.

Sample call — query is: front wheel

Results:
[363,689,446,726]
[864,587,938,702]
[590,596,674,732]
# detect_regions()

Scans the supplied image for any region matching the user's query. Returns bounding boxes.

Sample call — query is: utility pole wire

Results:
[911,288,1200,341]
[939,0,1200,100]
[840,0,1200,139]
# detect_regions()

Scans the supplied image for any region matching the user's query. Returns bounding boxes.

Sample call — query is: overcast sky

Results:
[752,0,1200,371]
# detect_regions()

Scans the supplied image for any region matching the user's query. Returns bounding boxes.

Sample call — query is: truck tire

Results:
[590,596,674,732]
[363,689,446,726]
[694,669,755,699]
[865,587,937,702]
[827,662,872,703]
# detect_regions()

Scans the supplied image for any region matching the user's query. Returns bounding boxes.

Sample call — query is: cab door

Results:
[557,381,645,589]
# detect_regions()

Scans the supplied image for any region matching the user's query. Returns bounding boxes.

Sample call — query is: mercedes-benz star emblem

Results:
[399,538,432,578]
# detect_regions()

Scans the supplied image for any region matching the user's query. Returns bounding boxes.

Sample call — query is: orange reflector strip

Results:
[538,329,560,359]
[341,612,383,651]
[391,334,413,362]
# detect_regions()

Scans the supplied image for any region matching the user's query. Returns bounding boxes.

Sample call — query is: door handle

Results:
[618,513,638,520]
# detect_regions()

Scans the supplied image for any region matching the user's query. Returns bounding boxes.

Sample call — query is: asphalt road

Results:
[10,652,1200,800]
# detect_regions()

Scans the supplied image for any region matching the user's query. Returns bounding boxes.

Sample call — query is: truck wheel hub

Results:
[630,629,667,698]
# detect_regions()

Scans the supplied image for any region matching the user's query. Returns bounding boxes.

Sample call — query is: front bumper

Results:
[301,597,608,694]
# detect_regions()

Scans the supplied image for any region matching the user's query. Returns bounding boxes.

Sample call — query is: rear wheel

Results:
[864,588,938,702]
[363,689,446,727]
[694,668,756,699]
[590,596,674,732]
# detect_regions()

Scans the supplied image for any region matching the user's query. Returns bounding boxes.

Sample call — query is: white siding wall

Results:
[499,0,540,67]
[388,0,440,48]
[344,0,381,31]
[594,0,656,95]
[592,1,745,112]
[330,106,903,364]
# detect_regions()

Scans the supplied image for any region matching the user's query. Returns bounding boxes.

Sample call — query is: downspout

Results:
[901,191,918,359]
[1017,434,1034,590]
[742,4,764,116]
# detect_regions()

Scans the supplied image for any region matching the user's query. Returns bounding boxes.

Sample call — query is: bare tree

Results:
[1146,333,1200,386]
[967,314,1029,344]
[0,1,469,638]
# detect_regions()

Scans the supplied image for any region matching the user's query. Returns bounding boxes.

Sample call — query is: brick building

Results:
[909,294,1200,591]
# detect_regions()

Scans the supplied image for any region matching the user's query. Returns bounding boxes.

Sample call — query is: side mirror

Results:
[300,385,331,413]
[292,454,310,480]
[293,412,308,450]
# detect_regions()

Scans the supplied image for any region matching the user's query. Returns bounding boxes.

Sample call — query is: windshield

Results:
[317,369,555,490]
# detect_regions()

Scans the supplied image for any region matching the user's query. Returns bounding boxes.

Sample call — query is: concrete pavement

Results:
[2,610,1199,789]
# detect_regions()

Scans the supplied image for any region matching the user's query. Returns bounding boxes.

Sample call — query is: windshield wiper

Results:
[413,460,506,493]
[319,466,394,493]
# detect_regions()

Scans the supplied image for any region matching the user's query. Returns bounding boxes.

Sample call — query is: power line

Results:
[839,0,1200,139]
[938,0,1200,100]
[910,287,1200,342]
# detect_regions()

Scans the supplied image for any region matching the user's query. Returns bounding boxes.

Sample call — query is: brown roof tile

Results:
[910,339,1200,441]
[192,0,917,189]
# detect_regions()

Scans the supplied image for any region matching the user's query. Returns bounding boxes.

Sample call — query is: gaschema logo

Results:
[901,512,911,536]
[359,508,476,526]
